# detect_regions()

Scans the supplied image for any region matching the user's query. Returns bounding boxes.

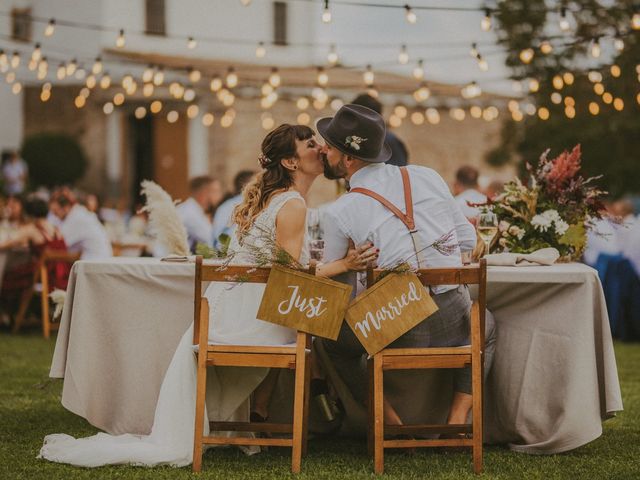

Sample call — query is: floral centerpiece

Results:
[487,145,606,261]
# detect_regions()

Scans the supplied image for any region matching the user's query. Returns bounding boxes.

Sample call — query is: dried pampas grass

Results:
[140,180,190,256]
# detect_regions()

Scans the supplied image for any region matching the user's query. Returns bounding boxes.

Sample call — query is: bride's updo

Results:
[233,124,314,239]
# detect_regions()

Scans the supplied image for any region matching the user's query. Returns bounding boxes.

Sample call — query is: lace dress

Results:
[39,191,308,467]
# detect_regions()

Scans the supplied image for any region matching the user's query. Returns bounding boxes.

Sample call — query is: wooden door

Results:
[153,115,189,201]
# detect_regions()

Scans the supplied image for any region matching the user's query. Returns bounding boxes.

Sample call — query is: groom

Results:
[317,104,496,426]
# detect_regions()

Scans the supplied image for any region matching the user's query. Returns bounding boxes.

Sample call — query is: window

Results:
[273,1,287,46]
[145,0,166,36]
[11,8,31,42]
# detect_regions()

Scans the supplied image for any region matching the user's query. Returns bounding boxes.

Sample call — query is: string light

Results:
[614,36,625,52]
[40,88,51,102]
[187,36,197,49]
[113,93,125,106]
[540,41,553,55]
[184,88,196,102]
[589,102,600,115]
[327,44,339,65]
[317,67,329,86]
[187,104,199,119]
[405,5,417,24]
[528,78,540,92]
[150,100,163,113]
[477,55,488,71]
[44,18,56,37]
[75,67,86,80]
[100,73,112,89]
[426,107,440,125]
[142,65,154,83]
[559,7,571,32]
[167,111,179,123]
[153,68,165,86]
[297,97,310,110]
[322,0,332,23]
[202,113,214,127]
[413,83,430,102]
[552,75,564,90]
[116,29,126,48]
[363,65,374,86]
[12,82,22,95]
[588,70,602,83]
[550,92,562,104]
[611,65,621,78]
[481,9,492,31]
[11,52,20,69]
[56,63,66,80]
[135,106,147,119]
[398,44,409,65]
[564,106,575,119]
[188,68,201,83]
[483,106,499,121]
[226,68,238,88]
[210,76,223,92]
[593,83,605,95]
[538,107,550,120]
[297,112,311,125]
[143,83,154,96]
[519,48,534,64]
[103,102,114,115]
[613,98,624,111]
[262,112,275,130]
[632,9,640,30]
[470,43,479,58]
[269,68,281,87]
[66,58,77,76]
[411,111,425,125]
[31,43,42,62]
[602,92,613,104]
[74,95,86,108]
[469,106,482,119]
[256,41,266,58]
[461,81,481,99]
[413,59,424,80]
[562,72,574,85]
[590,38,601,58]
[92,57,103,75]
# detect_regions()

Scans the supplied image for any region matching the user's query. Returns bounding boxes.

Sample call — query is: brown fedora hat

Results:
[317,104,391,163]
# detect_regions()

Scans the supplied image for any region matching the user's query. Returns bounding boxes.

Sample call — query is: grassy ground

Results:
[1,332,639,480]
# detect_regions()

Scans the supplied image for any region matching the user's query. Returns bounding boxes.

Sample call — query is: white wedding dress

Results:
[39,191,308,467]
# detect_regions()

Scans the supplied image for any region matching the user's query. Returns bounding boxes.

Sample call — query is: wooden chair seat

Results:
[367,260,487,475]
[192,257,313,474]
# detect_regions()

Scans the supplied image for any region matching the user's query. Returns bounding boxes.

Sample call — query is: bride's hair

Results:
[233,124,314,239]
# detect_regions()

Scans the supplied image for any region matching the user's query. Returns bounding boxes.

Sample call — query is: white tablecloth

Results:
[50,259,622,454]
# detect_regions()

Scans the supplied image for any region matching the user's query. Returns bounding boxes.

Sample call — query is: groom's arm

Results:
[321,208,350,263]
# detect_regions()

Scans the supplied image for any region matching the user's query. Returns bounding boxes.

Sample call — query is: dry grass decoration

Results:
[140,180,189,256]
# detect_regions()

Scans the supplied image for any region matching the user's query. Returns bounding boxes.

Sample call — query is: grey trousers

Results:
[321,285,496,403]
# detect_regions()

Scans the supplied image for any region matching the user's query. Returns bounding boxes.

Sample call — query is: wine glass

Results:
[477,211,498,255]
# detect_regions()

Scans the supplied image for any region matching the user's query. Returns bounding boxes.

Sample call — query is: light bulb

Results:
[519,48,534,64]
[31,43,42,62]
[142,66,154,83]
[405,5,417,24]
[317,68,329,86]
[481,9,492,31]
[188,68,201,83]
[153,68,164,86]
[44,18,56,37]
[66,58,77,76]
[11,52,20,69]
[100,73,112,89]
[327,44,339,65]
[470,42,478,58]
[632,12,640,30]
[210,76,222,92]
[116,29,126,48]
[614,37,624,52]
[322,0,331,23]
[413,59,424,80]
[559,8,570,31]
[226,68,238,88]
[256,42,266,58]
[92,57,103,75]
[363,65,374,86]
[591,38,601,58]
[477,56,489,71]
[398,45,409,65]
[187,37,197,49]
[540,41,553,54]
[269,68,281,87]
[56,64,66,80]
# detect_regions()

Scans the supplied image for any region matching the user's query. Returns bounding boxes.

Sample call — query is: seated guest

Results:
[49,188,112,259]
[210,170,255,248]
[177,175,222,250]
[453,166,487,221]
[4,194,26,227]
[0,196,70,306]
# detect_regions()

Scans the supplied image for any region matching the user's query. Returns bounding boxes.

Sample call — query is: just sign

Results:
[345,272,439,355]
[257,265,352,340]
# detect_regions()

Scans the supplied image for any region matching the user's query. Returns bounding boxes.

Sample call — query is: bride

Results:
[39,124,378,467]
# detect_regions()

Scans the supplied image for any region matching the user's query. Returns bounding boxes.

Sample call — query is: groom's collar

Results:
[347,162,386,189]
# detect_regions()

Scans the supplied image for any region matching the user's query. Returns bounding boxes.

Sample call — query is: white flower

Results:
[499,237,508,247]
[531,213,552,232]
[345,135,367,151]
[541,209,561,222]
[499,220,510,232]
[555,219,569,236]
[508,225,526,240]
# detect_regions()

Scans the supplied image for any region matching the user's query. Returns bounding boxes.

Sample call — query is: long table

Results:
[49,258,622,454]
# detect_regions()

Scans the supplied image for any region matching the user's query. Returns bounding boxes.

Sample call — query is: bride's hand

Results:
[343,243,379,272]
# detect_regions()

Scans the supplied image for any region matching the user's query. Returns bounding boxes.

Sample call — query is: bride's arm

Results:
[275,201,378,277]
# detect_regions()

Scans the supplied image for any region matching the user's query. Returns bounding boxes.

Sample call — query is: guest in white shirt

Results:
[176,176,222,250]
[317,104,496,428]
[453,166,487,221]
[210,170,255,248]
[49,188,112,259]
[2,151,28,196]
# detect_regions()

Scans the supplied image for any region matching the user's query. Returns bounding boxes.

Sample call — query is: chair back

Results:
[38,248,81,291]
[193,256,316,344]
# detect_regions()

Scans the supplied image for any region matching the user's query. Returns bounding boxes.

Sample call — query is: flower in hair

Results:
[345,135,367,151]
[258,153,272,167]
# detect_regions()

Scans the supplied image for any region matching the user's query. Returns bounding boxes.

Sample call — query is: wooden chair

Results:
[12,248,81,338]
[111,242,147,257]
[366,259,487,474]
[192,256,312,473]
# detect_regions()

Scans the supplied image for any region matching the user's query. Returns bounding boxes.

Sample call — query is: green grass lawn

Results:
[1,332,639,480]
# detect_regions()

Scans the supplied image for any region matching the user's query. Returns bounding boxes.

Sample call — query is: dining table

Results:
[49,258,622,454]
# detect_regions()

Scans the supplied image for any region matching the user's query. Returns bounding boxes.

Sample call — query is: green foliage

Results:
[21,133,88,188]
[489,1,640,197]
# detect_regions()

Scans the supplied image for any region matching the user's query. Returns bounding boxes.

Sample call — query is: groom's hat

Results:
[317,104,391,163]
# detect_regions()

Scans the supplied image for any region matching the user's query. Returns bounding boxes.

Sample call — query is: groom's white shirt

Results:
[322,163,476,294]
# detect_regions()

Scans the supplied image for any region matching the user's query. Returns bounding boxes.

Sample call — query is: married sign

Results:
[345,272,439,355]
[257,264,353,340]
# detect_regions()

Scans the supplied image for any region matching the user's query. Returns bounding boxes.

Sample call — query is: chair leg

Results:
[291,346,307,473]
[192,355,208,472]
[472,354,483,474]
[373,354,384,475]
[301,352,311,457]
[41,270,50,339]
[12,288,34,334]
[367,357,374,457]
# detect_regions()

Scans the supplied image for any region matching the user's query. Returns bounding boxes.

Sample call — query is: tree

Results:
[21,133,88,188]
[488,0,640,197]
